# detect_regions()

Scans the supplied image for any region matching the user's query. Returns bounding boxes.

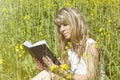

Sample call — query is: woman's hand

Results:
[42,56,55,69]
[34,58,44,71]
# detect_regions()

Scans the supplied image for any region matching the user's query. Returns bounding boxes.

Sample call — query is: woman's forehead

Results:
[55,18,68,26]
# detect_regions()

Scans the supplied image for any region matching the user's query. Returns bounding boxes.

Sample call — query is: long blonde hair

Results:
[54,7,91,65]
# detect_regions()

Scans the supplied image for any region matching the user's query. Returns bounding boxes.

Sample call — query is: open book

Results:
[23,40,61,67]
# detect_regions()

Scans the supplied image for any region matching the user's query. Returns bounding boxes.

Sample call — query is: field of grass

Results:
[0,0,120,80]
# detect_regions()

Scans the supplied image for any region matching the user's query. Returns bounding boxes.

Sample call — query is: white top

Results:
[67,38,96,75]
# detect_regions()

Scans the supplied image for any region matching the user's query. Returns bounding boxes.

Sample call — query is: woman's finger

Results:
[43,56,49,64]
[45,56,53,62]
[42,56,54,68]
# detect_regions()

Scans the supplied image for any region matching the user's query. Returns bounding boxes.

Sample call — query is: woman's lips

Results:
[63,33,68,37]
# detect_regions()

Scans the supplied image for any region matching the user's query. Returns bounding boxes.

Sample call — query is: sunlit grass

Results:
[0,0,119,80]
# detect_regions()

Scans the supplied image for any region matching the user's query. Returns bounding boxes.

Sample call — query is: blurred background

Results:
[0,0,119,80]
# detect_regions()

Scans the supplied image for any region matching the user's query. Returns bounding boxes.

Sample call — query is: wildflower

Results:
[19,54,22,57]
[108,19,112,23]
[86,1,89,5]
[60,64,69,70]
[67,42,72,47]
[64,2,73,7]
[99,28,103,32]
[2,8,7,13]
[66,73,72,79]
[20,44,23,50]
[83,53,92,60]
[94,43,98,48]
[21,51,25,54]
[15,45,19,52]
[20,0,23,2]
[62,50,67,55]
[91,13,94,16]
[90,10,97,16]
[60,78,66,80]
[65,46,68,50]
[23,15,30,20]
[47,3,51,9]
[50,65,57,72]
[83,53,87,57]
[15,44,25,58]
[0,59,3,64]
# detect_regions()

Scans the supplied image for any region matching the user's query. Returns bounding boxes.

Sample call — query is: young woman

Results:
[32,7,99,80]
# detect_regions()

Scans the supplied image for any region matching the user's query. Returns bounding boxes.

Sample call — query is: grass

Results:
[0,0,120,80]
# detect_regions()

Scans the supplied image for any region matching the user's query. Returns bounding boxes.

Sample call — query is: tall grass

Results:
[0,0,119,80]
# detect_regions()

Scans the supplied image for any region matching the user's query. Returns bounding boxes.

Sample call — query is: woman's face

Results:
[59,24,72,40]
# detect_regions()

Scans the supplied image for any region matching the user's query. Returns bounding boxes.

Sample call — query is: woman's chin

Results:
[64,36,70,40]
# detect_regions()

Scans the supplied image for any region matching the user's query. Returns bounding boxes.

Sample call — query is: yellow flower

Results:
[0,59,3,64]
[60,64,69,70]
[20,44,23,50]
[90,10,97,16]
[50,65,57,72]
[23,15,30,20]
[15,45,19,52]
[67,42,72,47]
[108,19,112,23]
[87,55,92,59]
[64,2,73,7]
[21,51,25,54]
[19,54,22,57]
[83,53,87,57]
[60,78,66,80]
[65,46,68,50]
[66,73,72,79]
[99,28,103,32]
[2,8,7,13]
[94,43,98,48]
[62,50,67,55]
[20,0,23,2]
[68,42,71,45]
[83,53,92,59]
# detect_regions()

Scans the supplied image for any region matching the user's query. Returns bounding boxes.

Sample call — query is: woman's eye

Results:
[63,24,68,26]
[58,26,61,29]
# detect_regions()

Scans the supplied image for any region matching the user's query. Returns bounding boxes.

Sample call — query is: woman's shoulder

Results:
[86,38,96,45]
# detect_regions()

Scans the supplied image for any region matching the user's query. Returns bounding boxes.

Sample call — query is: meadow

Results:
[0,0,120,80]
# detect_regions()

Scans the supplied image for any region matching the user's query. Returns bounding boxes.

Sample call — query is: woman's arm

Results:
[87,43,99,80]
[73,43,99,80]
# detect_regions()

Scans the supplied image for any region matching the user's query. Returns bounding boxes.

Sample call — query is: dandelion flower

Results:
[65,46,68,50]
[60,64,69,70]
[0,59,3,64]
[50,65,57,72]
[60,78,66,80]
[99,28,103,32]
[83,53,87,57]
[94,43,98,48]
[20,44,23,50]
[108,19,112,23]
[2,8,7,13]
[23,15,30,20]
[15,45,19,52]
[19,54,22,57]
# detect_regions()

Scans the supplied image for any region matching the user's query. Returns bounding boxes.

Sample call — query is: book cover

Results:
[23,40,61,67]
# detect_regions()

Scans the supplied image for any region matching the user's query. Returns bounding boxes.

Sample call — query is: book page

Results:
[23,40,49,48]
[31,40,49,48]
[23,41,32,48]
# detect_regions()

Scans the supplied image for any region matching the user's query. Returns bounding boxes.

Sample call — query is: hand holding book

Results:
[42,56,55,69]
[23,40,61,68]
[34,55,55,71]
[34,58,44,71]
